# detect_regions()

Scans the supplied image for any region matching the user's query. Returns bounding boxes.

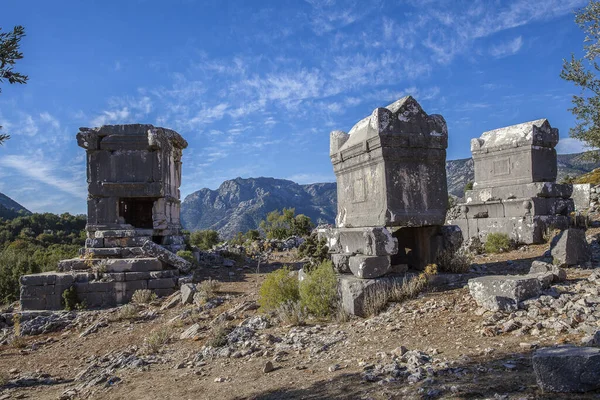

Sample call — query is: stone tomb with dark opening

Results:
[19,124,191,310]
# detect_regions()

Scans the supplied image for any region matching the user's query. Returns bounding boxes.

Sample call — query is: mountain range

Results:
[181,152,600,238]
[2,152,599,238]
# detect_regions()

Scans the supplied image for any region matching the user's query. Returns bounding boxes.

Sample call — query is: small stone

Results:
[328,364,340,372]
[263,361,274,373]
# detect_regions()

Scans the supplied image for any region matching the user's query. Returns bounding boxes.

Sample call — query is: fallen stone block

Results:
[551,228,591,267]
[529,260,566,282]
[141,241,191,273]
[348,255,391,279]
[181,283,196,304]
[467,275,543,312]
[338,274,413,317]
[533,346,600,393]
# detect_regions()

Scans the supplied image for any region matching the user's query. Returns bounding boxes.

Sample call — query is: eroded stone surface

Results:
[468,274,550,312]
[550,229,592,267]
[533,346,600,393]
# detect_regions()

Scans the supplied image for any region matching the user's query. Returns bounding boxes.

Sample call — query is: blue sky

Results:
[0,0,592,214]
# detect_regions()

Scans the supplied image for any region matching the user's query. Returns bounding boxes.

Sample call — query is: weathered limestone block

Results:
[147,277,178,289]
[471,119,558,188]
[181,283,196,304]
[440,225,463,252]
[465,182,573,203]
[141,241,191,273]
[348,255,391,279]
[533,346,600,393]
[330,96,448,228]
[529,260,566,282]
[338,274,412,317]
[102,258,165,273]
[321,227,398,256]
[468,275,548,312]
[551,229,592,267]
[331,254,352,273]
[572,184,591,211]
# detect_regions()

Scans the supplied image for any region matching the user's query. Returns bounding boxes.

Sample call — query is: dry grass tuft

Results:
[275,301,307,326]
[131,289,157,305]
[363,264,438,317]
[144,326,172,354]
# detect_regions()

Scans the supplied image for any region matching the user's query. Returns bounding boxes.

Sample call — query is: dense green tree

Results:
[561,1,600,156]
[0,25,29,145]
[189,229,220,250]
[259,208,314,240]
[0,213,85,303]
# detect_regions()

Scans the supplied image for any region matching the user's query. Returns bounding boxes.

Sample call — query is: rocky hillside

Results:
[0,192,30,220]
[182,152,600,237]
[181,177,337,238]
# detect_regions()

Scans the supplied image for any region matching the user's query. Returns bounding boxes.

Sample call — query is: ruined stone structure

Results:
[20,125,191,310]
[448,119,574,244]
[322,96,459,282]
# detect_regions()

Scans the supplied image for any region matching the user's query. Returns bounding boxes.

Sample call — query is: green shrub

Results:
[484,233,513,254]
[176,250,196,265]
[62,286,80,311]
[258,266,299,311]
[189,230,220,250]
[464,181,474,193]
[259,208,314,239]
[299,260,338,318]
[298,233,329,271]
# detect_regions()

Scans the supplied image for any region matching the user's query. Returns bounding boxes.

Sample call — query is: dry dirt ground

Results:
[2,228,600,399]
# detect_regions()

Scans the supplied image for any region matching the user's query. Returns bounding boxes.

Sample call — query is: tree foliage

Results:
[189,229,220,250]
[0,25,29,145]
[561,1,600,156]
[0,213,86,304]
[259,208,314,240]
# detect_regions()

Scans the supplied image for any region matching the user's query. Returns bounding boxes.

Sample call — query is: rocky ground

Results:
[2,229,600,399]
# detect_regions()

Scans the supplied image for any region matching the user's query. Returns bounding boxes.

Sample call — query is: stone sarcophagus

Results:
[449,119,574,244]
[323,97,461,279]
[331,97,448,228]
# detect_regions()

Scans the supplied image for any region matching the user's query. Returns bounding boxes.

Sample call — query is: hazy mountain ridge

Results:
[0,192,31,220]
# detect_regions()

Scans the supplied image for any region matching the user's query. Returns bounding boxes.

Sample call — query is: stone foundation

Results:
[449,120,575,244]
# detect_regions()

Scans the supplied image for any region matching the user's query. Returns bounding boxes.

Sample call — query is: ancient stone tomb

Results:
[323,96,459,281]
[449,119,574,244]
[20,125,191,310]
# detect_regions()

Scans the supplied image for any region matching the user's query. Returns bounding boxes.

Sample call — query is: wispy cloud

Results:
[0,153,86,199]
[489,36,524,58]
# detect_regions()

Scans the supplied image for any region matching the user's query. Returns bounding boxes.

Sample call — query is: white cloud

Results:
[489,36,523,58]
[39,112,60,129]
[286,172,335,184]
[90,107,131,127]
[0,154,86,199]
[555,138,595,154]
